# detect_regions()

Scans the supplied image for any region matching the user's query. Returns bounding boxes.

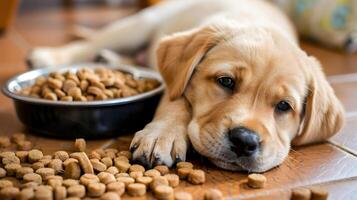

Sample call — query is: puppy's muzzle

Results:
[229,127,260,157]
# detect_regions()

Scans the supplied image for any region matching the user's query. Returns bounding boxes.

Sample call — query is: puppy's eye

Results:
[275,101,292,113]
[217,76,235,90]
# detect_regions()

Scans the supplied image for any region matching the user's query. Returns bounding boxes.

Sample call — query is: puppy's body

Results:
[28,0,344,172]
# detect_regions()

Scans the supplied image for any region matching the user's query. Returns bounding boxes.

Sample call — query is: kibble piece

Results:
[44,92,57,101]
[46,175,63,181]
[62,179,79,188]
[87,86,103,96]
[127,183,146,197]
[54,186,67,200]
[176,162,193,169]
[105,151,116,160]
[20,182,39,190]
[0,152,15,159]
[114,156,129,164]
[97,172,116,184]
[106,166,119,175]
[0,187,20,200]
[0,180,13,188]
[23,173,42,184]
[49,159,64,174]
[116,177,135,187]
[36,168,55,180]
[175,191,193,200]
[310,187,328,200]
[89,151,101,160]
[291,188,311,200]
[63,158,78,167]
[100,192,120,200]
[47,78,63,90]
[101,157,113,167]
[35,185,53,200]
[247,173,266,189]
[154,185,174,200]
[48,179,62,188]
[136,176,153,187]
[150,176,169,190]
[129,164,145,173]
[67,87,82,99]
[87,182,106,197]
[115,160,131,173]
[144,169,161,178]
[5,163,21,176]
[154,165,170,175]
[74,138,86,152]
[129,171,143,179]
[61,96,73,101]
[188,170,205,185]
[106,182,125,196]
[115,173,129,178]
[32,162,45,171]
[54,89,66,98]
[28,149,43,163]
[54,151,69,161]
[90,159,107,172]
[67,185,85,198]
[0,168,6,178]
[11,133,26,144]
[17,141,33,151]
[0,136,11,148]
[79,173,99,186]
[79,80,89,91]
[16,167,34,179]
[117,151,132,160]
[70,152,94,174]
[63,80,77,93]
[2,155,20,165]
[15,151,29,163]
[39,158,52,166]
[177,168,193,180]
[18,187,35,200]
[164,174,180,187]
[204,189,224,200]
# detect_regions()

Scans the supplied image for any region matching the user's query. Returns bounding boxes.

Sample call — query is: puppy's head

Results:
[156,24,344,172]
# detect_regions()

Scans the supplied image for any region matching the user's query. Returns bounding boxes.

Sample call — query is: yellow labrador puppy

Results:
[27,0,344,172]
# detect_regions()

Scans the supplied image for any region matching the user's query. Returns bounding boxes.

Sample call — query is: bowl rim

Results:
[2,63,165,107]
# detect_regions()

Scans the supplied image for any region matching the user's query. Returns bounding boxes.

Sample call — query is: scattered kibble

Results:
[291,187,311,200]
[247,173,266,189]
[204,188,224,200]
[0,137,234,199]
[310,187,328,200]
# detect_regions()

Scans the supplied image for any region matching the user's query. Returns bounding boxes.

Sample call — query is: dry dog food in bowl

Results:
[3,64,164,139]
[18,67,160,101]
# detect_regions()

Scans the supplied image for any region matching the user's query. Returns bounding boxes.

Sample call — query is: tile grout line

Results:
[328,140,357,157]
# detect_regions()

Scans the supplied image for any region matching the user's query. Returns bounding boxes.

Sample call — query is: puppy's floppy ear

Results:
[292,56,345,146]
[156,26,220,100]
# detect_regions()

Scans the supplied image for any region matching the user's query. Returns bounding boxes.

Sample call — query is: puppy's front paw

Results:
[27,48,67,69]
[130,122,188,168]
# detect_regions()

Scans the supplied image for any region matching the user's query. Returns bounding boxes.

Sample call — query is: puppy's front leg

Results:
[130,94,191,168]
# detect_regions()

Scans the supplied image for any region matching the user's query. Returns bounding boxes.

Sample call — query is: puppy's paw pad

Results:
[130,123,188,168]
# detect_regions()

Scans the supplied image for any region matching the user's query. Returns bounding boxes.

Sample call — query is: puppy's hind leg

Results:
[130,94,191,168]
[27,1,184,68]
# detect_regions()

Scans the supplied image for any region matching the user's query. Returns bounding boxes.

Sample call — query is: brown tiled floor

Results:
[0,2,357,199]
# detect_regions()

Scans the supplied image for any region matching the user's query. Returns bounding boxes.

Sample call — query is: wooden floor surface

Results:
[1,2,357,200]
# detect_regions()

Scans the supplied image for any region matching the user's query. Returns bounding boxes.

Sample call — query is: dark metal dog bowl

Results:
[2,64,164,139]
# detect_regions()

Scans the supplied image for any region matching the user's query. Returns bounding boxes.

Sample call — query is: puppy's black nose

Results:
[229,127,260,157]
